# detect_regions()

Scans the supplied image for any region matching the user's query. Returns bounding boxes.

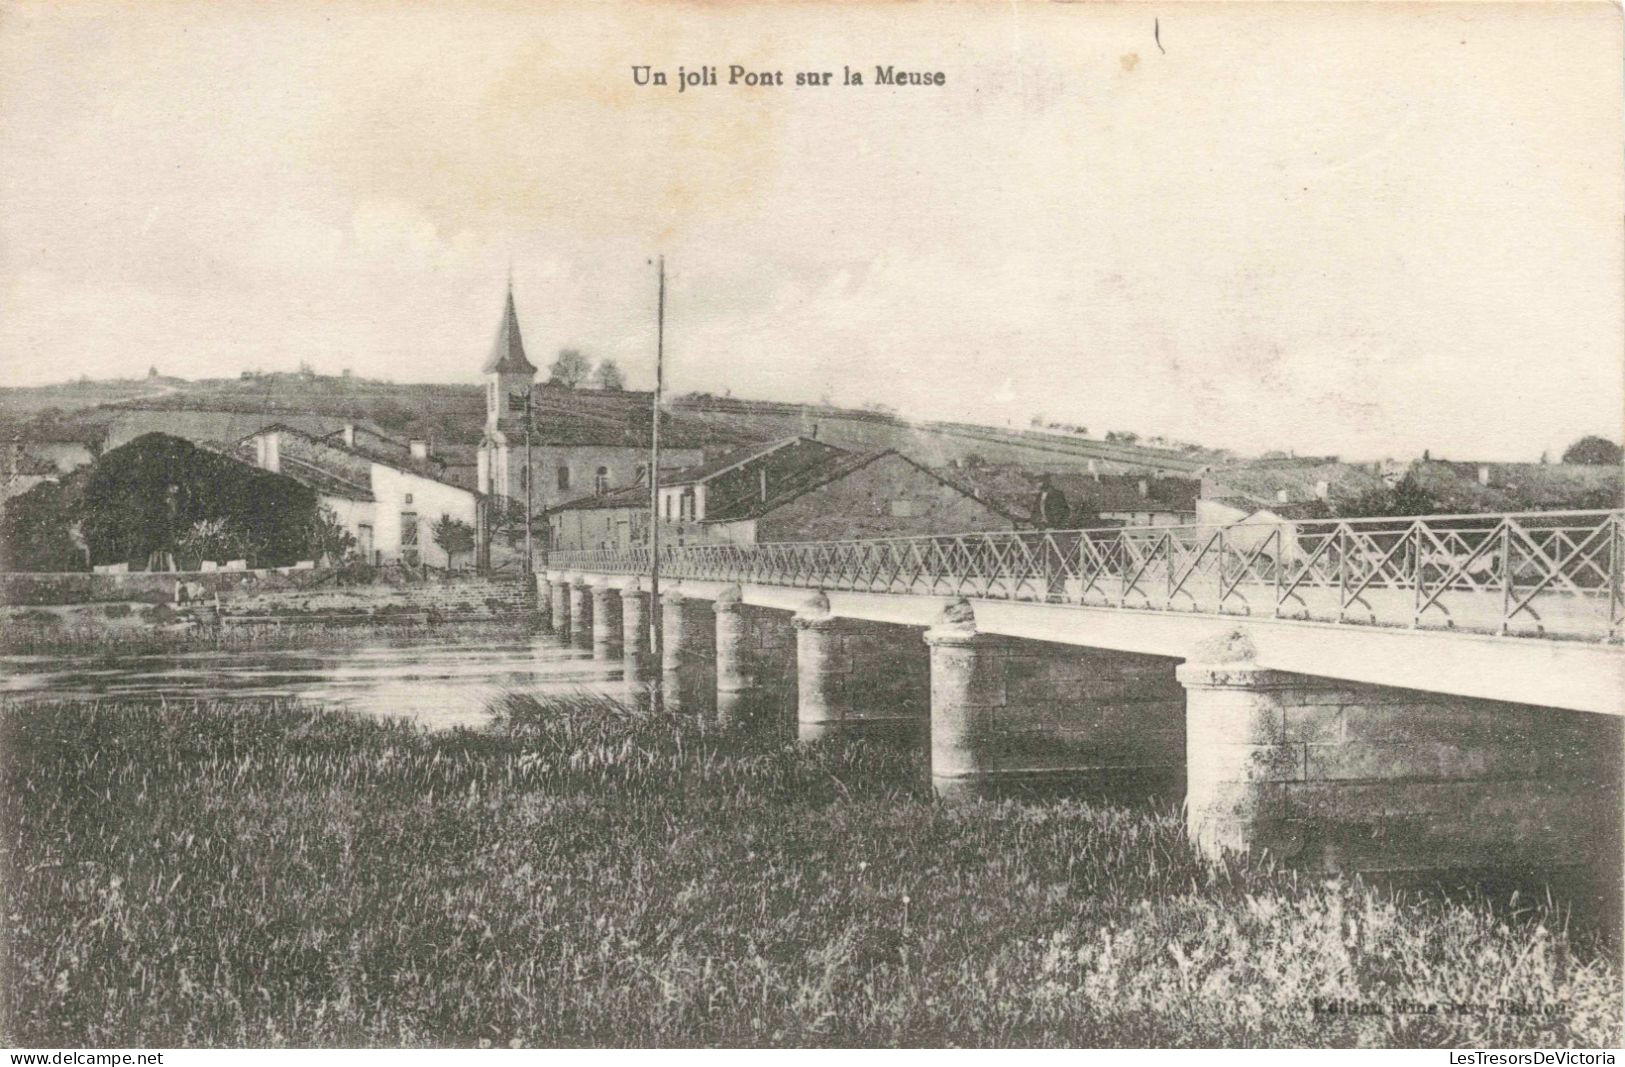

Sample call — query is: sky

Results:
[1,0,1621,461]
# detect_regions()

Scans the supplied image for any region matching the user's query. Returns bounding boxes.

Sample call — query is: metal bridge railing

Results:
[549,509,1625,642]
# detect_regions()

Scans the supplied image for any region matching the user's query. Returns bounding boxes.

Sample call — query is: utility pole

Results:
[649,256,665,708]
[524,391,534,575]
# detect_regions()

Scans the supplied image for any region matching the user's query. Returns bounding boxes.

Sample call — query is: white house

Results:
[239,424,480,566]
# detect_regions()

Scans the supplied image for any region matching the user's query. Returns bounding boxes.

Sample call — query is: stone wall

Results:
[220,576,537,621]
[0,567,332,607]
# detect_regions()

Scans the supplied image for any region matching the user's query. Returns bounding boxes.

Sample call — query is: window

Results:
[404,493,413,506]
[635,464,648,484]
[557,466,571,490]
[594,466,610,495]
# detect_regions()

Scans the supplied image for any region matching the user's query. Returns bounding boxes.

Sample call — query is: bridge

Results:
[545,509,1623,879]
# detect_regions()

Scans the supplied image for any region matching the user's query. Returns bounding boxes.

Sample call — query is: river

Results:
[0,630,651,730]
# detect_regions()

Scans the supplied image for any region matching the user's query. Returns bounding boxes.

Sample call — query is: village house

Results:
[238,424,479,566]
[547,436,1016,552]
[1196,456,1622,525]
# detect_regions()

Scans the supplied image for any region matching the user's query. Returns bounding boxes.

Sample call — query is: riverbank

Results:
[0,618,544,658]
[1,694,1617,1047]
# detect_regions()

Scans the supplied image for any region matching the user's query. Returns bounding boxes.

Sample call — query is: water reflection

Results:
[0,631,653,731]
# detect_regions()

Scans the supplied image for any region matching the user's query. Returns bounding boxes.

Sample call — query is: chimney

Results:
[1314,479,1329,500]
[410,439,428,461]
[342,423,356,448]
[1137,478,1148,499]
[1088,459,1099,482]
[263,432,281,473]
[1276,488,1288,504]
[759,467,769,502]
[1477,464,1491,486]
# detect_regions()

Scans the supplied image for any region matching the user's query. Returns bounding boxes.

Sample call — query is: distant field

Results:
[2,693,1616,1048]
[0,380,170,419]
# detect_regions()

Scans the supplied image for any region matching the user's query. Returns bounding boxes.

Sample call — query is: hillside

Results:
[2,374,1225,478]
[667,394,1218,474]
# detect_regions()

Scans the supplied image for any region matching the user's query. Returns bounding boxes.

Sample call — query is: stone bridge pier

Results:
[923,600,1185,803]
[620,579,651,680]
[1178,629,1622,881]
[568,578,594,649]
[794,592,931,744]
[713,586,797,726]
[590,578,623,660]
[661,590,717,717]
[535,575,554,633]
[548,574,570,634]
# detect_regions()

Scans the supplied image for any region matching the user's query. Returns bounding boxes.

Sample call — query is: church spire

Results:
[481,283,536,375]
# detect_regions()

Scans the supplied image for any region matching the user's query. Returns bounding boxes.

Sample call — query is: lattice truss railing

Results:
[549,510,1625,641]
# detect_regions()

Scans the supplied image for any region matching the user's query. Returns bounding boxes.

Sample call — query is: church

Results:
[475,286,709,559]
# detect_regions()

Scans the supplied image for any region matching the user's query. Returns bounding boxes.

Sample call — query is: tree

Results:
[548,349,591,388]
[78,433,319,567]
[0,478,86,571]
[1561,435,1623,466]
[485,496,531,549]
[432,514,476,569]
[304,504,357,564]
[176,517,250,565]
[590,359,626,390]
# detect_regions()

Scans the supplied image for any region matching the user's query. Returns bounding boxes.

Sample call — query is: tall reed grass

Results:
[1,694,1617,1047]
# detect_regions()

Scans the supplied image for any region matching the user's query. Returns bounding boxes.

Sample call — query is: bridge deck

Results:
[549,509,1625,714]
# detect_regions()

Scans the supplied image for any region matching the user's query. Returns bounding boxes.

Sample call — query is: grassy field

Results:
[1,694,1619,1048]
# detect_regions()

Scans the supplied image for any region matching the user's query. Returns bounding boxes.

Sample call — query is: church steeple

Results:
[483,284,537,434]
[481,284,536,375]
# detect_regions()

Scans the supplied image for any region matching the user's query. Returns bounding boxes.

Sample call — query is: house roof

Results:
[315,422,413,455]
[702,449,1021,524]
[700,449,887,522]
[547,484,652,513]
[481,287,536,375]
[663,436,836,486]
[236,423,474,497]
[1047,472,1200,514]
[271,452,376,501]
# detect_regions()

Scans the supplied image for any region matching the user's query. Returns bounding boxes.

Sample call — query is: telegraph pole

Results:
[523,394,533,574]
[649,257,665,708]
